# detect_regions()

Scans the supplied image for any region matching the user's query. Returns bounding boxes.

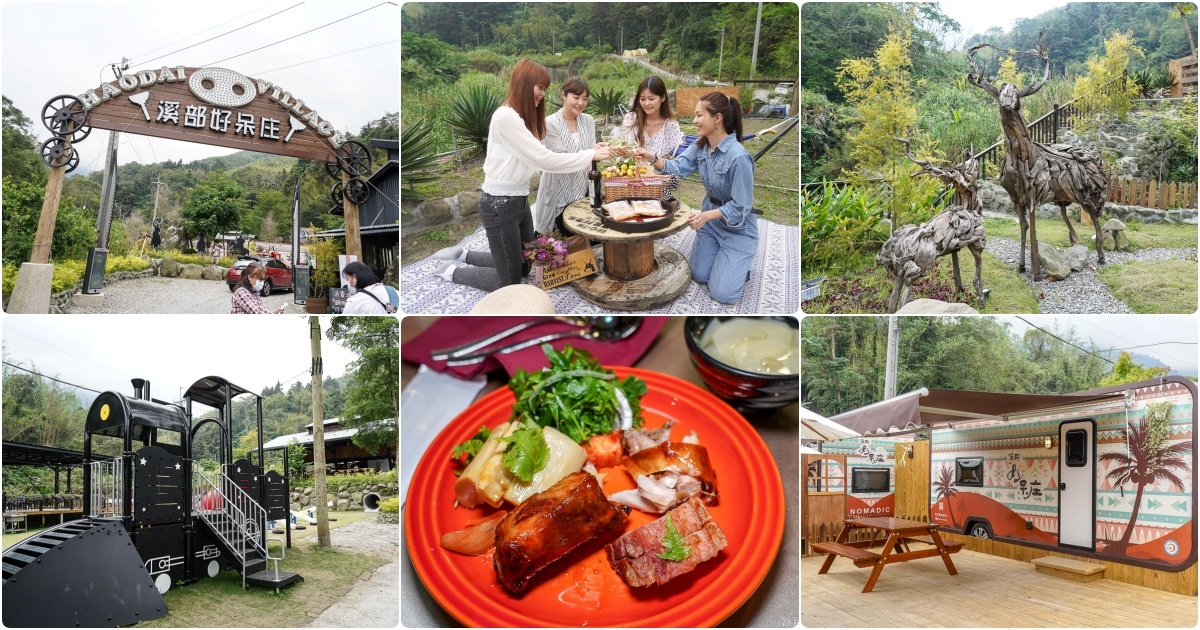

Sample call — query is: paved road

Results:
[308,518,399,628]
[62,276,307,314]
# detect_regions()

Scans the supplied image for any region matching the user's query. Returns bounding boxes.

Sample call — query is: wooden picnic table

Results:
[812,516,962,593]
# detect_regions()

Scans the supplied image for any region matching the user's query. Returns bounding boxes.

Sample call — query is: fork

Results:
[429,316,587,361]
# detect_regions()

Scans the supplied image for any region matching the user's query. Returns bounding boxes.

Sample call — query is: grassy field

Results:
[802,250,1040,314]
[1099,259,1199,314]
[2,524,50,550]
[982,216,1199,251]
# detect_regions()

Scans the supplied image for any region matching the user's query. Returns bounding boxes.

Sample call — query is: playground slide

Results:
[2,519,168,627]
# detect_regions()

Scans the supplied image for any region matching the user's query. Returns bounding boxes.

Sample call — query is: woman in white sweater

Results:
[533,77,596,236]
[434,59,613,292]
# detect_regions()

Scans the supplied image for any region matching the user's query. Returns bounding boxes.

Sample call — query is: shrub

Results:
[466,48,507,74]
[2,263,17,297]
[148,249,210,266]
[51,259,85,293]
[401,117,441,202]
[445,84,502,158]
[801,182,889,274]
[105,255,150,273]
[379,497,399,514]
[588,87,628,126]
[218,256,235,268]
[291,470,398,495]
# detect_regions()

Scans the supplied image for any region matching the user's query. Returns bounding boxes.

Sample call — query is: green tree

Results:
[1074,31,1145,125]
[285,439,307,477]
[253,189,290,241]
[238,428,259,460]
[325,316,398,454]
[3,96,46,183]
[2,177,96,265]
[1099,352,1170,387]
[181,175,245,243]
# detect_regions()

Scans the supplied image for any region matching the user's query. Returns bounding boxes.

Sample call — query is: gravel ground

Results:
[62,277,307,314]
[986,235,1197,314]
[308,518,399,628]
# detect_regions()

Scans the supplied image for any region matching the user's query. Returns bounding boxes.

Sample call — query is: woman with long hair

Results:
[637,92,755,304]
[533,76,595,236]
[433,59,613,292]
[615,76,683,159]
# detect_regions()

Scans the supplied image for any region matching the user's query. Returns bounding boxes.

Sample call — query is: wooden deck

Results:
[803,544,1198,628]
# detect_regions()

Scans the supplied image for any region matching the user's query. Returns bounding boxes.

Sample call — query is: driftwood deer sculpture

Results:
[878,139,988,313]
[967,35,1109,279]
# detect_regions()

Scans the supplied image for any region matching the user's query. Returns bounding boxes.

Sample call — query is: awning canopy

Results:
[2,441,94,467]
[801,405,859,441]
[828,388,1127,437]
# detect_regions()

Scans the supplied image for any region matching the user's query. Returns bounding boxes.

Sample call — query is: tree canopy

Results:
[325,316,399,455]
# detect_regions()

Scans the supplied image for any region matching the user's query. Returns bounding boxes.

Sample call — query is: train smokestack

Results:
[131,378,149,400]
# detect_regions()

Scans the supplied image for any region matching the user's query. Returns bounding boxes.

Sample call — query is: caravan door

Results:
[1057,419,1096,550]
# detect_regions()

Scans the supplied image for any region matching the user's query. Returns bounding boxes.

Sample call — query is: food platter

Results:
[404,367,785,627]
[591,199,678,234]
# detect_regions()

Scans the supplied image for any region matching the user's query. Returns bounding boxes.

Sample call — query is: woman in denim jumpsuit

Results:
[638,92,755,304]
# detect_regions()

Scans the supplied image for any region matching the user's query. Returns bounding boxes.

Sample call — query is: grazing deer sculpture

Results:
[967,34,1109,279]
[878,138,988,313]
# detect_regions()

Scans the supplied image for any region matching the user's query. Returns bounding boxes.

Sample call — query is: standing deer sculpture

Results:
[967,34,1109,279]
[878,138,987,313]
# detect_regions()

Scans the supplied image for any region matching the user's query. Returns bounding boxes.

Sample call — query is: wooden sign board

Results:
[675,86,741,120]
[537,236,598,289]
[74,66,339,162]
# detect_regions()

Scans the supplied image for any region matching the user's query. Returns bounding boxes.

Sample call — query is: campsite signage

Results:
[72,66,342,162]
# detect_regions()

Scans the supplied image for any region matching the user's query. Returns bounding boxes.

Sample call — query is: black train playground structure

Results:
[2,376,304,627]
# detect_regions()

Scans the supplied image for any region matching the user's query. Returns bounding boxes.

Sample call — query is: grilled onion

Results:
[439,511,508,555]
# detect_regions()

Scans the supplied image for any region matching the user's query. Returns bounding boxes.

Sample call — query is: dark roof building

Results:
[320,139,399,282]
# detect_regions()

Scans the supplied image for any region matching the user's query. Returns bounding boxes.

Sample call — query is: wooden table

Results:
[561,198,692,310]
[812,517,961,593]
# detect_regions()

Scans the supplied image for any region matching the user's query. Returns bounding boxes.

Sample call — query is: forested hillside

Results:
[801,317,1190,417]
[402,2,798,81]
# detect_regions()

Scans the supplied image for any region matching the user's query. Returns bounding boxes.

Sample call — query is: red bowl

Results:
[683,316,799,413]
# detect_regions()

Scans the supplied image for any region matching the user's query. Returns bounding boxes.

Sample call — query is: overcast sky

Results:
[2,1,399,174]
[2,315,358,411]
[998,315,1198,377]
[937,0,1072,47]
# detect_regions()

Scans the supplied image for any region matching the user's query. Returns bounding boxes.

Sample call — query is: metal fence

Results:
[87,457,124,517]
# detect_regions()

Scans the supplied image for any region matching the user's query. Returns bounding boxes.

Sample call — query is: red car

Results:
[226,256,293,296]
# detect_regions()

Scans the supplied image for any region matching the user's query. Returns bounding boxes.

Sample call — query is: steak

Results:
[605,497,727,588]
[493,471,630,593]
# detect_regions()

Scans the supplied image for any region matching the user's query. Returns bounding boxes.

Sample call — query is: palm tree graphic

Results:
[933,465,959,527]
[1099,410,1193,551]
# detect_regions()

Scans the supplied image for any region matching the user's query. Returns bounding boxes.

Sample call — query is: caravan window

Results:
[851,468,890,493]
[956,458,984,487]
[1065,429,1088,467]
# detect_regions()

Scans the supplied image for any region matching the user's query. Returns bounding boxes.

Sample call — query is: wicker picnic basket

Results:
[602,176,667,203]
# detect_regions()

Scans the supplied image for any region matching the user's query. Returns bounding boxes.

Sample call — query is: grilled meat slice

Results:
[623,442,719,505]
[493,471,630,593]
[621,420,674,455]
[605,497,727,588]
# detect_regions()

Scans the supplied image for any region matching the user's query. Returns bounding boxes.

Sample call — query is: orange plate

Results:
[404,367,785,627]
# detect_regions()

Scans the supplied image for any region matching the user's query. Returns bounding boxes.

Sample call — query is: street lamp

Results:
[619,25,624,56]
[717,26,725,83]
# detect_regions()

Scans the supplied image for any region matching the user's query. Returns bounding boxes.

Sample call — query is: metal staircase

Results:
[192,467,301,592]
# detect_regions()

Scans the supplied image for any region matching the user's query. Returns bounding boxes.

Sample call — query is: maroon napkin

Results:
[402,317,667,379]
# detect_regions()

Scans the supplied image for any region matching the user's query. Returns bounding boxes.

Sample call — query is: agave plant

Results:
[1131,67,1178,99]
[445,84,502,158]
[588,87,628,126]
[400,118,440,203]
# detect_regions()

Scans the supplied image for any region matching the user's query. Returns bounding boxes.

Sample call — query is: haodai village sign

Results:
[9,64,373,313]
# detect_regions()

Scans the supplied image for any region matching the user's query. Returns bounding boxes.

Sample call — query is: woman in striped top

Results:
[533,77,596,236]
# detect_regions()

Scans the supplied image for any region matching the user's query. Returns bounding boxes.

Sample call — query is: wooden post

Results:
[1149,180,1158,209]
[29,139,72,264]
[341,170,363,262]
[602,241,654,280]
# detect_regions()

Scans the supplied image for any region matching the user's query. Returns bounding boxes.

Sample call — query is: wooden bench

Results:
[811,541,883,568]
[1031,556,1106,583]
[905,535,965,553]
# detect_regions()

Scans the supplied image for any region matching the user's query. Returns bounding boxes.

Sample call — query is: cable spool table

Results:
[562,198,693,310]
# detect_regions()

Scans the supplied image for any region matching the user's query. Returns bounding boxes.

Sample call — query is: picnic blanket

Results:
[401,218,798,314]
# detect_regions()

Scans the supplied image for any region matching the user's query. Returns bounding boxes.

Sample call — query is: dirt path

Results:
[307,518,399,628]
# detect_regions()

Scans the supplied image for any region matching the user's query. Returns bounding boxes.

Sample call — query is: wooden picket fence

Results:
[1107,177,1197,209]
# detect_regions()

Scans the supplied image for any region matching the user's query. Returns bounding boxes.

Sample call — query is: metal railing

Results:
[87,457,124,518]
[192,466,267,589]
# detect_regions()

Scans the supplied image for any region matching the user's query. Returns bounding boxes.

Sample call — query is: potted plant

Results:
[306,238,340,313]
[523,233,570,287]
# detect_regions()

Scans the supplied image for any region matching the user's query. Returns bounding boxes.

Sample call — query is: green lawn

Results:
[983,216,1199,251]
[1099,259,1199,314]
[3,524,51,551]
[803,249,1040,314]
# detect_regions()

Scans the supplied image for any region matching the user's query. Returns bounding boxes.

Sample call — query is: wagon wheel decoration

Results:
[323,159,342,180]
[344,177,370,205]
[330,181,344,206]
[335,140,372,177]
[41,95,91,142]
[40,137,79,172]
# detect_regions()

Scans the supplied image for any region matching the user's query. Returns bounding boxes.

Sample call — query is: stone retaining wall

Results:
[404,175,540,234]
[48,269,156,314]
[977,179,1198,224]
[288,483,397,513]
